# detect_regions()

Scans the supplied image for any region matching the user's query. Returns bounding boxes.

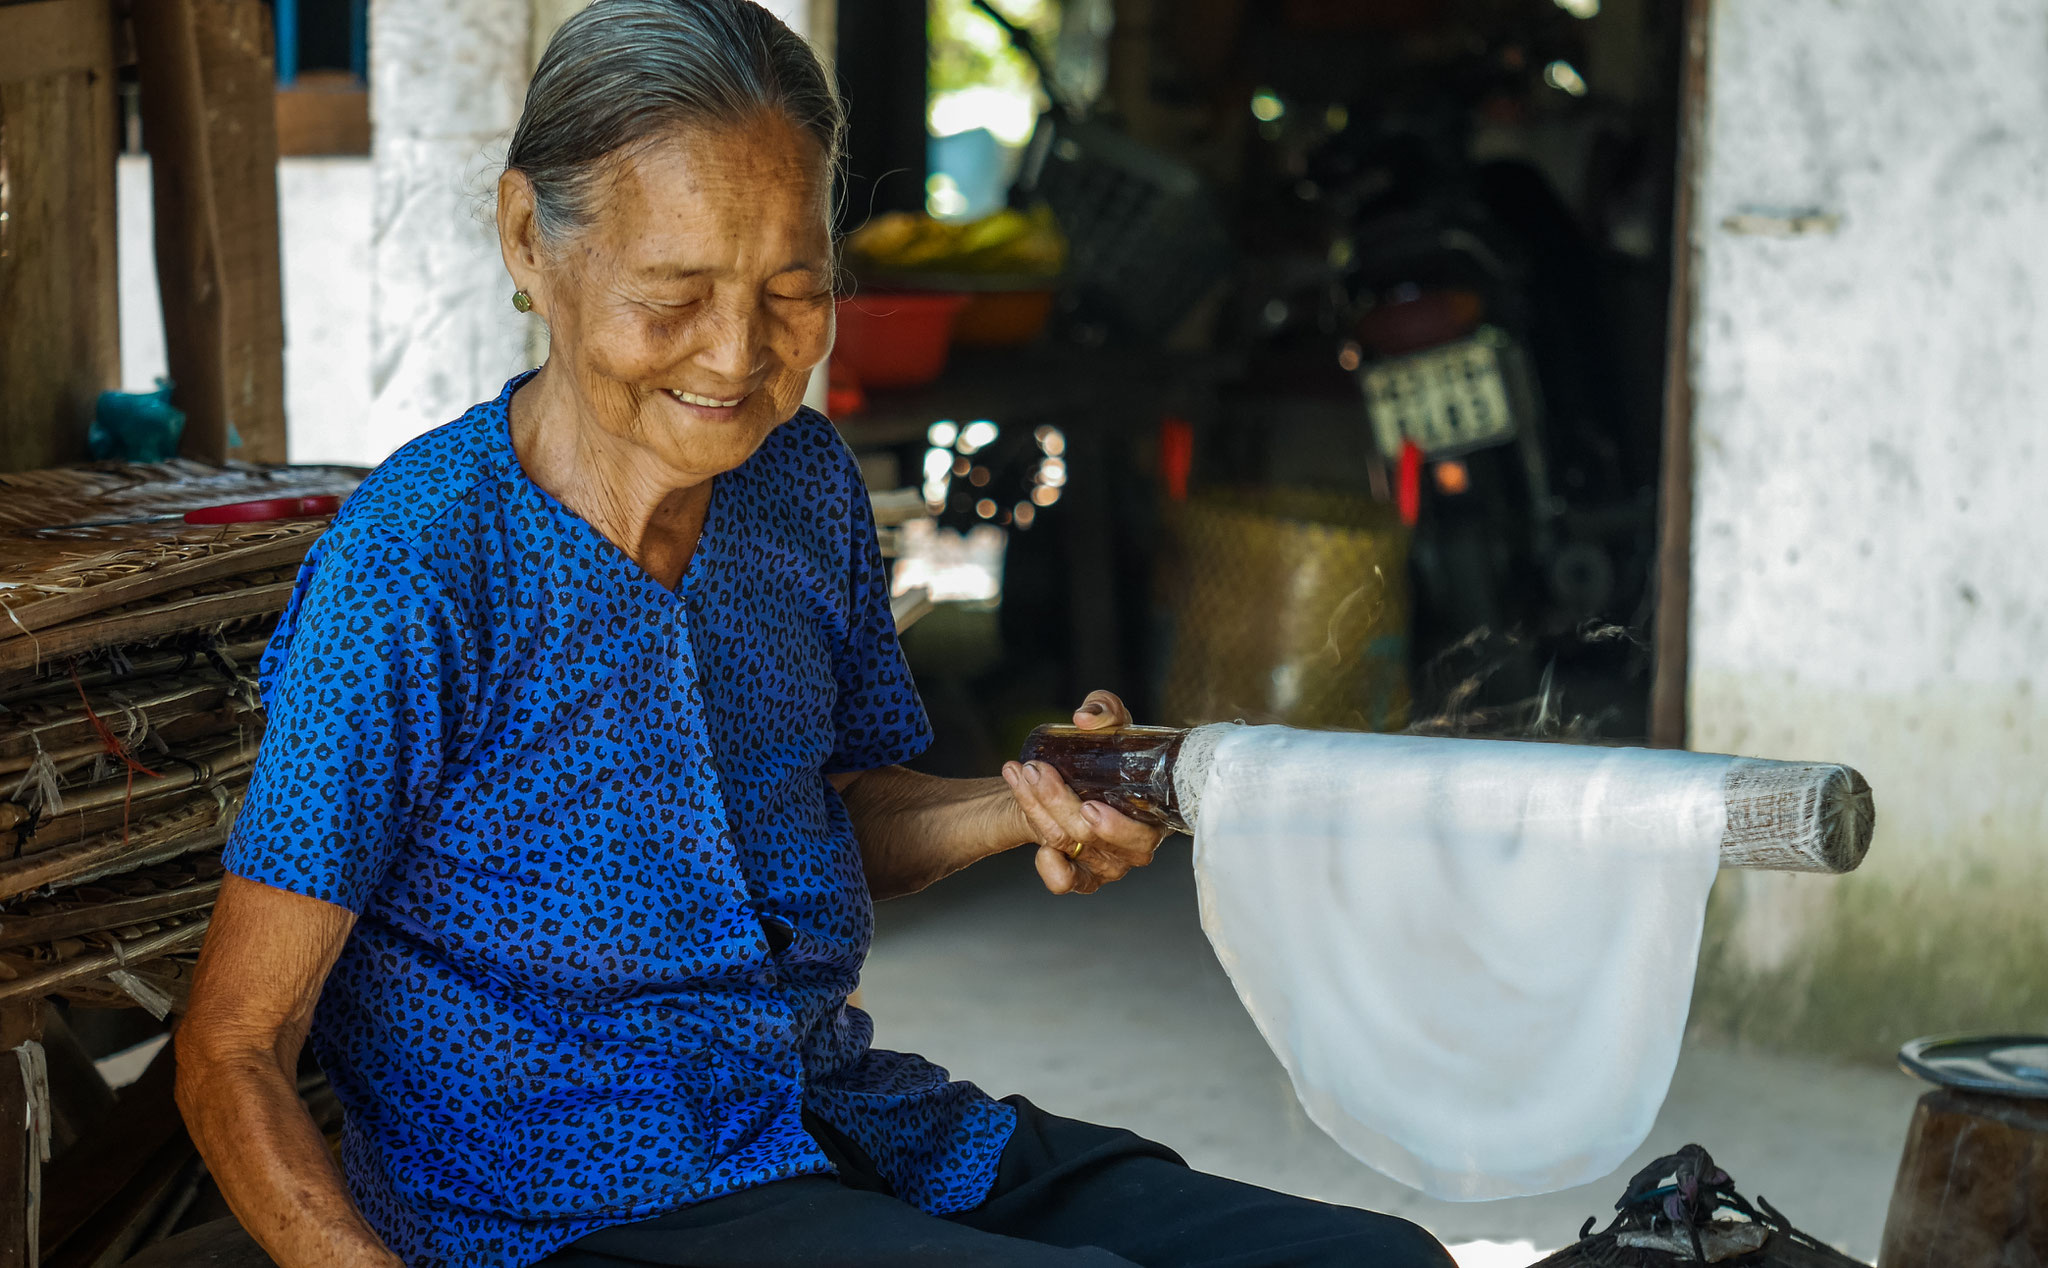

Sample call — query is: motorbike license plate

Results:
[1361,328,1519,459]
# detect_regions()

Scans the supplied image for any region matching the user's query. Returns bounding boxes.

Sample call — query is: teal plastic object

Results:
[90,379,187,461]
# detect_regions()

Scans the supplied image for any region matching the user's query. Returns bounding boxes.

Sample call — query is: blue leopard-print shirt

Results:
[224,374,1016,1267]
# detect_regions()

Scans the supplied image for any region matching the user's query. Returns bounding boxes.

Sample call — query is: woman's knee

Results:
[1337,1212,1458,1268]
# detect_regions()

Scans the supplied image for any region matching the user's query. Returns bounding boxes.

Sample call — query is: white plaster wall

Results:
[278,160,377,464]
[1686,0,2048,1044]
[116,158,165,394]
[755,0,816,40]
[119,155,376,465]
[368,0,536,455]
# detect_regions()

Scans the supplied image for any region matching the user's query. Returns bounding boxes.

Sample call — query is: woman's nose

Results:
[692,297,767,382]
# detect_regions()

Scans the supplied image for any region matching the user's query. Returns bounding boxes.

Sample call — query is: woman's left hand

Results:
[1001,691,1169,895]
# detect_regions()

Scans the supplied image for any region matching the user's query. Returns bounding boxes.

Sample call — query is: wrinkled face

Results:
[504,113,835,481]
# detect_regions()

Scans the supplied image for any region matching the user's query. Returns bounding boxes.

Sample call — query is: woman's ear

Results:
[496,169,549,317]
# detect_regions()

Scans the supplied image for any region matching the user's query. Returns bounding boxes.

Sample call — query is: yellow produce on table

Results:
[845,204,1066,279]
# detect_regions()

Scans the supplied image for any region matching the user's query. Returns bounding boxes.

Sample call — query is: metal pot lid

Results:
[1899,1034,2048,1099]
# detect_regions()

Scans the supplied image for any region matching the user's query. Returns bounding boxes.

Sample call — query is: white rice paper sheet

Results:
[1192,726,1730,1201]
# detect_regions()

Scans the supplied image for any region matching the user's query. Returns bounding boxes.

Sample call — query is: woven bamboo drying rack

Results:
[0,462,358,1013]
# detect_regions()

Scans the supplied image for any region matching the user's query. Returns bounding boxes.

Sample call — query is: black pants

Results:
[537,1097,1454,1267]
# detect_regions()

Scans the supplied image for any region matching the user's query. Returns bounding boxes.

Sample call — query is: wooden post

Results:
[1648,0,1712,750]
[0,1002,46,1268]
[131,0,288,464]
[0,0,119,474]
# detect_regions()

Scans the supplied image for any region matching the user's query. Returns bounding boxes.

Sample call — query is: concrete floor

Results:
[861,840,1926,1266]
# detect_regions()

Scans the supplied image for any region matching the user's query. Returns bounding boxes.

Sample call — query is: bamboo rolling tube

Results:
[1020,724,1875,874]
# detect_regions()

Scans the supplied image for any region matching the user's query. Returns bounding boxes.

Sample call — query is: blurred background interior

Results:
[832,0,1686,768]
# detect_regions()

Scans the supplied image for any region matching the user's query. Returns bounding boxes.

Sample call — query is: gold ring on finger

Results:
[1069,839,1085,860]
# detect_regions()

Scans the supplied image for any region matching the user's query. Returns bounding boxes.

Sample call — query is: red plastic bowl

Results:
[833,292,969,390]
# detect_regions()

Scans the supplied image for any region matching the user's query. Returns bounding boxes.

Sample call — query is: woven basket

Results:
[1159,489,1411,731]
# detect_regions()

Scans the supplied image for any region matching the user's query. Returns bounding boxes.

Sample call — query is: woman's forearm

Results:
[839,767,1030,899]
[177,1041,400,1268]
[179,877,396,1268]
[177,1042,400,1268]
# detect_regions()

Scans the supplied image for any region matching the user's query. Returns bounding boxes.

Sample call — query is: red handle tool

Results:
[37,494,345,532]
[180,495,343,524]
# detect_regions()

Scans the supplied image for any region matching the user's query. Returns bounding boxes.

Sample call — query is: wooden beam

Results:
[0,0,119,475]
[132,0,288,464]
[42,1136,196,1268]
[0,0,112,81]
[38,1037,186,1265]
[1649,0,1713,750]
[273,71,368,156]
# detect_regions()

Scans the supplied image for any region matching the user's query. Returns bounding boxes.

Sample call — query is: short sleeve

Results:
[823,476,933,774]
[225,534,469,911]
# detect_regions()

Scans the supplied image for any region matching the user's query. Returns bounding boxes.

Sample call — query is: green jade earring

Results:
[512,290,533,313]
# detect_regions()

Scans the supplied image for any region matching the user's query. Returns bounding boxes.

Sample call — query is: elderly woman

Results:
[177,3,1452,1266]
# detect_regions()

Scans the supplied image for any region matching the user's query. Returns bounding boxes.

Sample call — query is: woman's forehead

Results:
[591,122,831,268]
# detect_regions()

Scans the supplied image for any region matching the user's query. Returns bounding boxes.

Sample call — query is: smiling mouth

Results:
[668,388,745,409]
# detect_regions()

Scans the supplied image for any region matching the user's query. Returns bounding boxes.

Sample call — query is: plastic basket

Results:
[1015,114,1232,343]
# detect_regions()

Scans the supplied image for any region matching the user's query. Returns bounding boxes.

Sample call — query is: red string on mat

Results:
[68,665,161,843]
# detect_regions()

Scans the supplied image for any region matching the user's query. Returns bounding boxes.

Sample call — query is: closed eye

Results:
[639,296,702,315]
[768,267,832,302]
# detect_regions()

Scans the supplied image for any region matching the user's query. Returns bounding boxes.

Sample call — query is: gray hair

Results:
[507,0,844,244]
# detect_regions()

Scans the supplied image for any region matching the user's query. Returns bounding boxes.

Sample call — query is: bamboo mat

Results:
[0,461,359,651]
[0,460,360,532]
[0,459,357,1016]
